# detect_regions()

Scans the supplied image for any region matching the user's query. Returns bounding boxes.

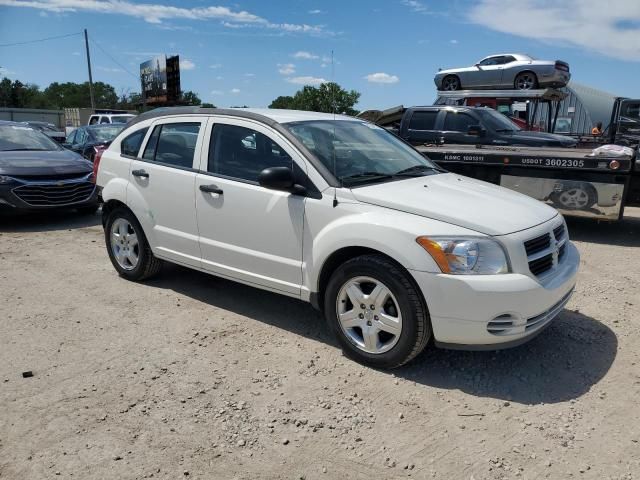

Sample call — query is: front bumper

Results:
[409,241,579,350]
[0,174,98,212]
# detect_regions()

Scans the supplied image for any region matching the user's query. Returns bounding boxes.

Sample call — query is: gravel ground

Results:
[0,208,639,480]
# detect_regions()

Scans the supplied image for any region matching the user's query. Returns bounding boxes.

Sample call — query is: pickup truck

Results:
[395,106,577,148]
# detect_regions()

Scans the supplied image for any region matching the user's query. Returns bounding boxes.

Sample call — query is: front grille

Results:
[558,243,566,260]
[525,289,574,331]
[553,224,565,241]
[528,253,554,276]
[487,314,516,335]
[524,233,551,256]
[13,181,95,206]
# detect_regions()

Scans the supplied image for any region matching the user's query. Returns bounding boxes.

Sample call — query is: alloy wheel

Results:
[515,73,536,90]
[558,188,590,209]
[110,218,140,270]
[336,276,402,354]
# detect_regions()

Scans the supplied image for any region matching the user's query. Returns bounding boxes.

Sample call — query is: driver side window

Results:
[207,124,292,183]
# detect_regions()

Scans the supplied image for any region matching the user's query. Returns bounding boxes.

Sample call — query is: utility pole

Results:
[84,28,95,110]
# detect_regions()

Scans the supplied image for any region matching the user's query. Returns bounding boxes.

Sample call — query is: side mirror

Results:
[258,166,306,195]
[467,125,485,136]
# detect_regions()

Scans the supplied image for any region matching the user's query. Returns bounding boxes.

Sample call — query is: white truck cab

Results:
[96,107,579,368]
[88,113,136,126]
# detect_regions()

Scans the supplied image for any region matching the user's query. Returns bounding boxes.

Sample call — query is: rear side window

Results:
[408,111,438,131]
[88,116,99,125]
[99,117,110,124]
[120,128,148,157]
[208,124,292,182]
[621,102,640,120]
[443,112,476,132]
[141,122,200,168]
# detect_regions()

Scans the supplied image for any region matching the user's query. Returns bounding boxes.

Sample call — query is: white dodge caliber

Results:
[96,107,579,368]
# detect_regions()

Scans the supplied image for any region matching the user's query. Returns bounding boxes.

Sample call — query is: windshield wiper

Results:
[340,171,395,185]
[394,164,440,176]
[1,148,49,151]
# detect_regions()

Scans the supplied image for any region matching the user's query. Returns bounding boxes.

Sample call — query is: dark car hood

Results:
[503,130,577,147]
[0,149,93,176]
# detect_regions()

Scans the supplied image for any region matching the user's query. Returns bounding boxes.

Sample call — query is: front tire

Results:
[104,208,163,281]
[324,254,431,369]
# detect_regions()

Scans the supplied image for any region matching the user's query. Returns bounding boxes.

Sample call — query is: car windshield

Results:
[476,109,522,132]
[0,124,62,152]
[284,120,440,187]
[89,126,124,142]
[110,116,133,124]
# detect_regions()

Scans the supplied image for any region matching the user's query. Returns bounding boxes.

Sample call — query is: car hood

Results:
[0,149,93,176]
[504,130,577,146]
[350,173,557,236]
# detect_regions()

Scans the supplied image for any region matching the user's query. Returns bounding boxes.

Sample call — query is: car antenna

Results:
[331,49,339,208]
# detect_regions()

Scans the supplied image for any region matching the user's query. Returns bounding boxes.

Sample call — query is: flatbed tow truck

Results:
[360,90,640,220]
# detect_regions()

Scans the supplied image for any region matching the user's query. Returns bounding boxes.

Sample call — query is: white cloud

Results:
[180,59,195,70]
[0,67,16,77]
[286,76,327,85]
[292,51,319,60]
[209,63,222,69]
[39,10,47,16]
[277,63,296,75]
[308,9,323,14]
[230,88,240,93]
[211,90,223,95]
[469,0,640,61]
[364,72,400,84]
[215,75,223,80]
[450,39,458,44]
[0,0,331,35]
[401,0,429,13]
[72,51,81,56]
[243,73,255,77]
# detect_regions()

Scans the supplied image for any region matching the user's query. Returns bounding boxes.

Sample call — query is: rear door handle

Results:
[132,169,149,178]
[199,184,223,195]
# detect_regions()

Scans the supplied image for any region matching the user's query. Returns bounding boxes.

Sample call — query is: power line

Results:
[88,36,139,80]
[0,32,81,48]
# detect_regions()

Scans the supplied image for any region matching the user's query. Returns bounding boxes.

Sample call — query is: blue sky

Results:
[1,0,639,110]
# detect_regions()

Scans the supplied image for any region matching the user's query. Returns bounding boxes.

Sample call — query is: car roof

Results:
[0,120,30,127]
[481,53,531,60]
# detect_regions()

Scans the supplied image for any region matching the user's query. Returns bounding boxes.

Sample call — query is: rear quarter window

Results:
[120,128,148,157]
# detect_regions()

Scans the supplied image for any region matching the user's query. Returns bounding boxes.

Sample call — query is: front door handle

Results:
[200,184,223,195]
[132,169,149,178]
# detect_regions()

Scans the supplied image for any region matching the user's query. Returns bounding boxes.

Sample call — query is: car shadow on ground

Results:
[566,212,640,247]
[150,263,617,405]
[0,209,101,233]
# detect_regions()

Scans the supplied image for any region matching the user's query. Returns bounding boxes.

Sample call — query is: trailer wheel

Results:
[551,183,597,211]
[441,75,460,91]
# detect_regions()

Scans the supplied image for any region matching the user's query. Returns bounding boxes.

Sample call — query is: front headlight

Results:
[416,236,509,275]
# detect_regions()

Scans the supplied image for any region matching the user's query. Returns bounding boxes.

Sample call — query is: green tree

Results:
[200,102,216,108]
[0,78,47,108]
[269,82,360,116]
[43,81,118,109]
[180,90,201,106]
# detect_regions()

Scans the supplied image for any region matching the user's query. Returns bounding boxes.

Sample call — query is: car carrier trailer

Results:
[415,143,639,221]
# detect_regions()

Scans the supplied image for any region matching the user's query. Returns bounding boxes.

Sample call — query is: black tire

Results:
[550,183,598,210]
[323,254,431,369]
[441,75,461,91]
[514,71,538,90]
[76,203,99,215]
[104,207,163,281]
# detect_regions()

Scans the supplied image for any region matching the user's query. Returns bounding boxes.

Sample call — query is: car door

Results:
[194,118,306,296]
[127,117,204,268]
[442,111,486,144]
[71,128,88,154]
[471,56,506,88]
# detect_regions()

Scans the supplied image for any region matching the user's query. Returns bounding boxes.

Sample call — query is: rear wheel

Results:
[105,208,162,281]
[441,75,461,91]
[514,72,538,90]
[324,254,431,369]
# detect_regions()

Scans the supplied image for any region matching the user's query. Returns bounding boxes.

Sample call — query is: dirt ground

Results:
[0,207,639,480]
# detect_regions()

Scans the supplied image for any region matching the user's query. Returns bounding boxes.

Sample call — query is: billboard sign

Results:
[140,55,168,104]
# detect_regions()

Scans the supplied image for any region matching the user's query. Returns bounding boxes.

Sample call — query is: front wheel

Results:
[104,208,163,281]
[441,75,461,91]
[324,254,431,369]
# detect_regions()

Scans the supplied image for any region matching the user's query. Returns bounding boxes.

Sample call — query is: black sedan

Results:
[0,121,99,214]
[64,124,124,161]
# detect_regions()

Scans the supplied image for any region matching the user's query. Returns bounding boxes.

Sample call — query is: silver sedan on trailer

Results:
[434,53,571,91]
